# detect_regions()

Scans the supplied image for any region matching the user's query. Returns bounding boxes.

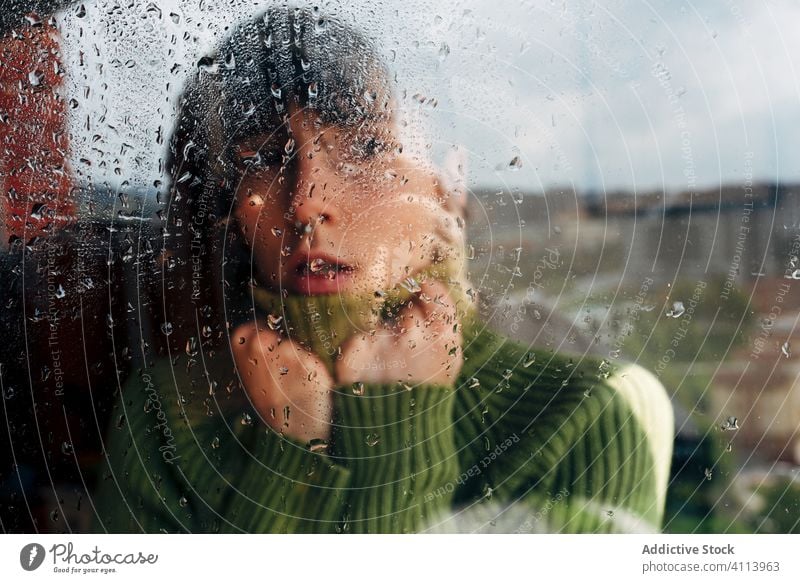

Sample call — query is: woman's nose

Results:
[285,109,347,230]
[289,142,348,231]
[290,182,337,233]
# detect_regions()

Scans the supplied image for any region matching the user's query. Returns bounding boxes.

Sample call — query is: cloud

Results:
[56,0,800,194]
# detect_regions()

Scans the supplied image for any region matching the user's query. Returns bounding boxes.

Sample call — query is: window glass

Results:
[1,0,799,534]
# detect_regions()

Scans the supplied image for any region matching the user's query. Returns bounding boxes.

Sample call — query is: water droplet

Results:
[161,322,173,336]
[781,341,791,358]
[178,496,188,507]
[61,442,73,455]
[704,468,713,481]
[309,258,326,273]
[365,433,380,447]
[508,156,522,171]
[115,414,126,429]
[351,382,365,396]
[267,314,283,330]
[28,70,43,87]
[307,439,329,453]
[185,337,198,356]
[438,42,450,61]
[271,226,283,237]
[197,56,219,75]
[145,2,162,18]
[523,352,536,367]
[720,416,739,431]
[468,377,480,389]
[210,436,220,449]
[400,277,421,293]
[666,301,685,318]
[240,413,253,426]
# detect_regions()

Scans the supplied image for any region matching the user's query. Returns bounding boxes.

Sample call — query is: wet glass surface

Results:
[1,1,799,534]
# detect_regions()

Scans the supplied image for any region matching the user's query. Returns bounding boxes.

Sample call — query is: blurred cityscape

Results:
[469,181,800,532]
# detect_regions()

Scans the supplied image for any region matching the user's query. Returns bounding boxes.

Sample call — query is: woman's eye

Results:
[239,150,263,166]
[236,146,282,171]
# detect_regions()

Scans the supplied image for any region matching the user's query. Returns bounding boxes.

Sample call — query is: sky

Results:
[55,0,800,196]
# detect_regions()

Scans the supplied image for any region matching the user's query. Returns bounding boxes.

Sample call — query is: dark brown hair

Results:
[148,6,393,362]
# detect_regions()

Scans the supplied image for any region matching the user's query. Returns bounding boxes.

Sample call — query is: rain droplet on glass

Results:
[666,301,685,318]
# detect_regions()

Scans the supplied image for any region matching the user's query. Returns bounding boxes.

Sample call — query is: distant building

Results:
[468,182,800,467]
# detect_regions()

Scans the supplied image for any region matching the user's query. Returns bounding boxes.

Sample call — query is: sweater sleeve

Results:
[90,360,351,533]
[450,326,674,533]
[91,361,462,533]
[327,383,460,533]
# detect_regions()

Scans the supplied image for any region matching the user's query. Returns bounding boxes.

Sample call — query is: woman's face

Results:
[233,104,454,296]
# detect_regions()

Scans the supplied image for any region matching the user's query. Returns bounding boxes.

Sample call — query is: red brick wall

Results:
[0,14,74,243]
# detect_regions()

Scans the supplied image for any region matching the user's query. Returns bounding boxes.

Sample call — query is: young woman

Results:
[91,7,674,533]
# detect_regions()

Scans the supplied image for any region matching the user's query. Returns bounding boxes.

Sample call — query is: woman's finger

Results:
[439,146,468,216]
[413,280,459,326]
[231,322,333,441]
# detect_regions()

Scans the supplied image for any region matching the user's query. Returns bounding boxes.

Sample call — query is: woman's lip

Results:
[291,269,355,295]
[287,251,357,295]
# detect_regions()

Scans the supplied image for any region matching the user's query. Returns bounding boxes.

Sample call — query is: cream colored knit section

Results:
[604,363,674,514]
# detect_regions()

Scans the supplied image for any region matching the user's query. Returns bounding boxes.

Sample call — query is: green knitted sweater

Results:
[90,310,674,533]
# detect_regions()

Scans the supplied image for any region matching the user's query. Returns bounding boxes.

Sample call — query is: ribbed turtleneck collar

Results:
[249,266,476,374]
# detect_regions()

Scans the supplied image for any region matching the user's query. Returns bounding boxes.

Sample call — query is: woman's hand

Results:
[231,323,333,442]
[336,281,463,386]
